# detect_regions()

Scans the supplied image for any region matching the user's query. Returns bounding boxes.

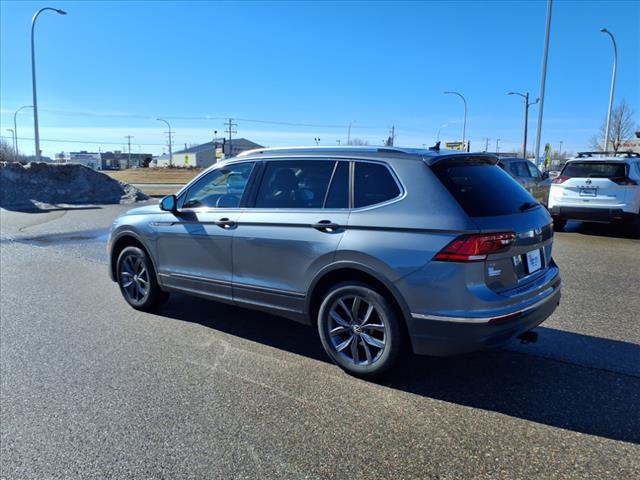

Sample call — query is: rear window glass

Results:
[432,160,536,217]
[562,162,627,178]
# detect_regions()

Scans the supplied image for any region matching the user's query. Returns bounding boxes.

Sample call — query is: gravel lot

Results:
[1,204,638,479]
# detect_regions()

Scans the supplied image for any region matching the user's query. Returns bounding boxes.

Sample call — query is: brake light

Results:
[552,175,569,184]
[434,232,516,262]
[610,177,638,185]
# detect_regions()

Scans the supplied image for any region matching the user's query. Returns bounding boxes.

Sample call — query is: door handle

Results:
[215,218,236,229]
[312,220,341,232]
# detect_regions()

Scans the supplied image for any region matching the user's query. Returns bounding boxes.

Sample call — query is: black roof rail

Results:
[576,150,640,158]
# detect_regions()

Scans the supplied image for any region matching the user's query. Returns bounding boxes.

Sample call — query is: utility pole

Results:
[508,91,540,158]
[484,138,489,152]
[225,118,237,157]
[559,140,563,159]
[125,135,133,169]
[495,138,501,153]
[385,126,396,146]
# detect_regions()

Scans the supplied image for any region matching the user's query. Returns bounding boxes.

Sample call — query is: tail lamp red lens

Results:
[434,232,516,262]
[610,177,638,186]
[552,175,569,184]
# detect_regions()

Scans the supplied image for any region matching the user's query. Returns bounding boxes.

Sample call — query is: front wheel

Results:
[117,246,168,311]
[317,282,403,379]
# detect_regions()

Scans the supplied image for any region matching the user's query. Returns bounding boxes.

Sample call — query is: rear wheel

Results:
[553,218,567,231]
[317,282,403,378]
[117,246,168,311]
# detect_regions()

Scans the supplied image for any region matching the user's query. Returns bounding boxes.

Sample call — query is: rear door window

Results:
[354,162,401,208]
[432,160,536,217]
[562,162,627,178]
[255,160,335,208]
[324,161,349,209]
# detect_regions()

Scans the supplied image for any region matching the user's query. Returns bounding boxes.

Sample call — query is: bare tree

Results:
[348,138,369,146]
[590,99,637,153]
[0,139,14,162]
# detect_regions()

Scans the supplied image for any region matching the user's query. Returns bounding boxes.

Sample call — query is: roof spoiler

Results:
[576,151,639,158]
[425,152,499,167]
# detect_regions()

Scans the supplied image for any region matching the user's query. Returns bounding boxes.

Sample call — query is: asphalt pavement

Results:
[1,203,639,479]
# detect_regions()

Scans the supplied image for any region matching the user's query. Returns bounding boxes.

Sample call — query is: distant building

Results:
[56,150,152,170]
[68,151,102,170]
[171,138,263,168]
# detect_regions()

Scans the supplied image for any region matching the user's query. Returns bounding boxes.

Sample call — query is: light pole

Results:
[14,105,33,160]
[31,7,67,162]
[157,118,173,167]
[443,91,467,146]
[559,140,563,158]
[6,129,16,161]
[495,138,501,154]
[347,121,355,145]
[534,0,553,167]
[600,28,617,152]
[508,91,539,158]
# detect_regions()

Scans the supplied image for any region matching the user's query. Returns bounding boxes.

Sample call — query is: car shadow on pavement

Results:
[160,293,640,445]
[563,220,640,240]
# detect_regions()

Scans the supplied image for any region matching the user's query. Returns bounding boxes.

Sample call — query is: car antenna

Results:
[428,141,441,152]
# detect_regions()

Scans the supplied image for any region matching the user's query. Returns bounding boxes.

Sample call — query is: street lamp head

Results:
[55,9,67,15]
[600,27,608,33]
[507,92,515,96]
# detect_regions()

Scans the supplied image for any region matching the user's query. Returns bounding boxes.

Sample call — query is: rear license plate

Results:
[526,249,542,274]
[579,188,597,197]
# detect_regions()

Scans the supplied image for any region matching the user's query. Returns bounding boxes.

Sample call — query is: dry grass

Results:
[102,168,203,184]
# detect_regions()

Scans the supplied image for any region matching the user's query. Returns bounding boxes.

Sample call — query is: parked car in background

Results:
[498,157,551,206]
[548,151,640,231]
[108,146,561,378]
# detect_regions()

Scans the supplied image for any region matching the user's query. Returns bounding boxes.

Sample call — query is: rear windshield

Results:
[432,160,536,217]
[562,161,627,178]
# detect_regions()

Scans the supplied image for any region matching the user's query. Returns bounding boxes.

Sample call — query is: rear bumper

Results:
[550,206,636,222]
[408,281,561,356]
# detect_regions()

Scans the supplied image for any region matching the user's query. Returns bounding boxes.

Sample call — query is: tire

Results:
[317,282,403,379]
[116,246,168,311]
[553,218,567,232]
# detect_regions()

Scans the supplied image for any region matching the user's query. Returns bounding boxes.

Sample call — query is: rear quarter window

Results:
[432,160,536,217]
[354,162,401,208]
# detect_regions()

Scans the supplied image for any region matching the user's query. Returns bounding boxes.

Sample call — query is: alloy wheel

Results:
[327,295,387,366]
[119,253,150,303]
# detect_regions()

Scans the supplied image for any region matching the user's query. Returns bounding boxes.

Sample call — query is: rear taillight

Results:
[552,175,569,184]
[610,177,638,185]
[434,232,516,262]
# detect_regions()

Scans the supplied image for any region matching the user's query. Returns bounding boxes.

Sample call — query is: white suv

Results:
[548,152,640,231]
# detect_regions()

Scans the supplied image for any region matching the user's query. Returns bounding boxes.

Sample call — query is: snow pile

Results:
[0,162,148,210]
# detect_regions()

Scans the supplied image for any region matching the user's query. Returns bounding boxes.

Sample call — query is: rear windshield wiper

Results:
[519,201,539,212]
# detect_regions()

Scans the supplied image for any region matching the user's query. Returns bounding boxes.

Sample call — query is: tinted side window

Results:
[182,162,254,208]
[255,160,335,208]
[324,161,349,208]
[354,162,400,208]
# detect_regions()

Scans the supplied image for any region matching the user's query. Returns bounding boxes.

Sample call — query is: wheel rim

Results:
[119,253,150,303]
[327,295,387,366]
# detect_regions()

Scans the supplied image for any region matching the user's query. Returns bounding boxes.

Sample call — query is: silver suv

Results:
[108,146,561,378]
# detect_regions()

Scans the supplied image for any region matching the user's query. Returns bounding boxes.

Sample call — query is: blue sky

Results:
[1,0,639,157]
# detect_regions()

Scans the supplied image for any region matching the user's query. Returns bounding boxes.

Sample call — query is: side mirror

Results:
[160,194,177,212]
[541,171,549,180]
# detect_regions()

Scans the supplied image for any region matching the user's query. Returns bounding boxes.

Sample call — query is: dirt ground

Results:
[102,168,203,184]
